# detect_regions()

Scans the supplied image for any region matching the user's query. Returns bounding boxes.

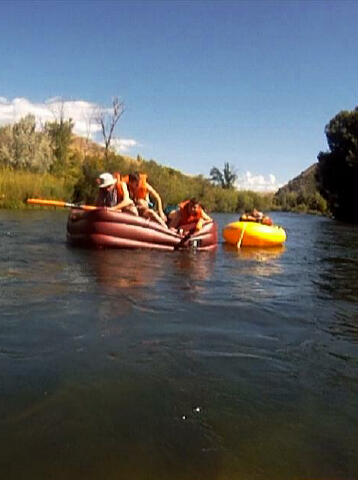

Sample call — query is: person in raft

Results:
[167,198,212,231]
[240,208,273,226]
[96,172,138,214]
[126,172,168,228]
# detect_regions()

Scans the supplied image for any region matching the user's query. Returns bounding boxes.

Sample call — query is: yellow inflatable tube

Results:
[222,221,286,247]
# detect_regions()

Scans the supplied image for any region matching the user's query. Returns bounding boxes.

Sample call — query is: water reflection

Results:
[311,220,358,303]
[81,248,217,315]
[222,244,285,277]
[174,251,216,282]
[170,251,216,302]
[308,219,358,342]
[90,249,161,290]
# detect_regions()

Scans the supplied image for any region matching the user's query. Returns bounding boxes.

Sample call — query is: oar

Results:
[237,222,247,248]
[174,228,195,250]
[173,220,208,250]
[27,198,97,210]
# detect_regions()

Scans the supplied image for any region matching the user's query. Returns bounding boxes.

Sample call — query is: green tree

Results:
[0,124,14,168]
[316,107,358,223]
[0,115,53,172]
[45,117,74,176]
[210,162,237,189]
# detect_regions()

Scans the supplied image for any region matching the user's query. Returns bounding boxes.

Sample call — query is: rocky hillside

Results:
[70,136,137,165]
[275,164,318,197]
[273,164,328,214]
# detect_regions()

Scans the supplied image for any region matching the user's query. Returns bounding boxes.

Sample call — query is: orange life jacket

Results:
[240,213,273,226]
[124,173,148,201]
[262,216,273,226]
[179,200,203,225]
[112,172,124,200]
[137,174,148,200]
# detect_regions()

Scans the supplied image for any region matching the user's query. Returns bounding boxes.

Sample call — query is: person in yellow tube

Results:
[240,208,273,226]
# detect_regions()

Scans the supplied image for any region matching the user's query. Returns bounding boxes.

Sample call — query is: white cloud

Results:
[0,96,137,151]
[236,171,283,192]
[110,138,138,153]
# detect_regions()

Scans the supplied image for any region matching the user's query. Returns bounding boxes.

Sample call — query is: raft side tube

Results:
[67,209,218,250]
[67,233,175,250]
[68,208,179,237]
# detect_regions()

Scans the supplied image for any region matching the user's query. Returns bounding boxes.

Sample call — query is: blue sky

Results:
[0,0,357,190]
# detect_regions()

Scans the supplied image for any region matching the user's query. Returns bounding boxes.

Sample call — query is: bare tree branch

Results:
[96,97,125,160]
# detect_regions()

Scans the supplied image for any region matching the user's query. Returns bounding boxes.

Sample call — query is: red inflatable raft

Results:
[67,208,218,251]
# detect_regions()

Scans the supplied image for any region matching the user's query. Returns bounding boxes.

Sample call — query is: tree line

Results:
[273,164,328,215]
[316,106,357,223]
[273,106,357,223]
[0,105,356,221]
[0,114,272,212]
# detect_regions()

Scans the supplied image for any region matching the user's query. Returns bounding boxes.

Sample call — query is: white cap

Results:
[98,172,116,188]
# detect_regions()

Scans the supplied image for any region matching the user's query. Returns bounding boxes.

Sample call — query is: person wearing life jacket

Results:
[168,198,212,230]
[261,215,273,226]
[95,172,138,214]
[240,208,273,226]
[126,172,168,228]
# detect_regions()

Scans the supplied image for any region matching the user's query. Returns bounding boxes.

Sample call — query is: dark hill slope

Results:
[273,164,328,214]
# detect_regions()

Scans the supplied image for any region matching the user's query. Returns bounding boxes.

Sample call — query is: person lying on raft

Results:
[240,208,273,226]
[96,172,138,214]
[126,172,168,228]
[168,198,212,231]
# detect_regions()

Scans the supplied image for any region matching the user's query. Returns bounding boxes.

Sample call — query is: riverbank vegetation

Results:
[273,106,357,222]
[0,106,356,219]
[71,153,274,212]
[0,114,273,212]
[316,107,358,223]
[0,168,72,209]
[273,164,328,215]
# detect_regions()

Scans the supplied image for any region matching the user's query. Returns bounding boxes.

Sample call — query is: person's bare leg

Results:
[141,208,168,228]
[136,199,168,228]
[122,205,139,216]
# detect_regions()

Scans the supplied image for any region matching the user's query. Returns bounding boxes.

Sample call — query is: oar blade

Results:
[26,198,97,210]
[27,198,69,208]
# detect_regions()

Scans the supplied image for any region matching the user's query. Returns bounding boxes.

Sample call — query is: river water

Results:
[0,210,357,480]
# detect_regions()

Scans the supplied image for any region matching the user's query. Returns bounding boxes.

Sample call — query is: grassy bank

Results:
[0,168,73,209]
[0,166,274,213]
[1,167,328,216]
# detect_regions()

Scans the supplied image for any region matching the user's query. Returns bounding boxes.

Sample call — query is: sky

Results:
[0,0,357,191]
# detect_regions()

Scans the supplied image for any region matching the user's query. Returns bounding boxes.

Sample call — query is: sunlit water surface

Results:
[0,210,357,479]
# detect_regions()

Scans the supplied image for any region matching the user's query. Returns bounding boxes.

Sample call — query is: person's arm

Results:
[201,210,212,222]
[195,209,212,230]
[147,183,166,221]
[95,190,104,207]
[111,182,134,211]
[168,209,181,229]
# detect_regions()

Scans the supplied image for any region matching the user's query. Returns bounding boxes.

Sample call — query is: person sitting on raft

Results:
[168,198,212,231]
[96,172,138,214]
[240,208,273,226]
[126,172,168,228]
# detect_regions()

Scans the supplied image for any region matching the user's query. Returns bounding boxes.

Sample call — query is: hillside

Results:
[275,164,318,197]
[70,136,137,164]
[273,163,328,214]
[70,136,105,158]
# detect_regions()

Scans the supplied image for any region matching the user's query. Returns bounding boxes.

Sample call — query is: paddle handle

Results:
[237,223,247,248]
[27,198,97,210]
